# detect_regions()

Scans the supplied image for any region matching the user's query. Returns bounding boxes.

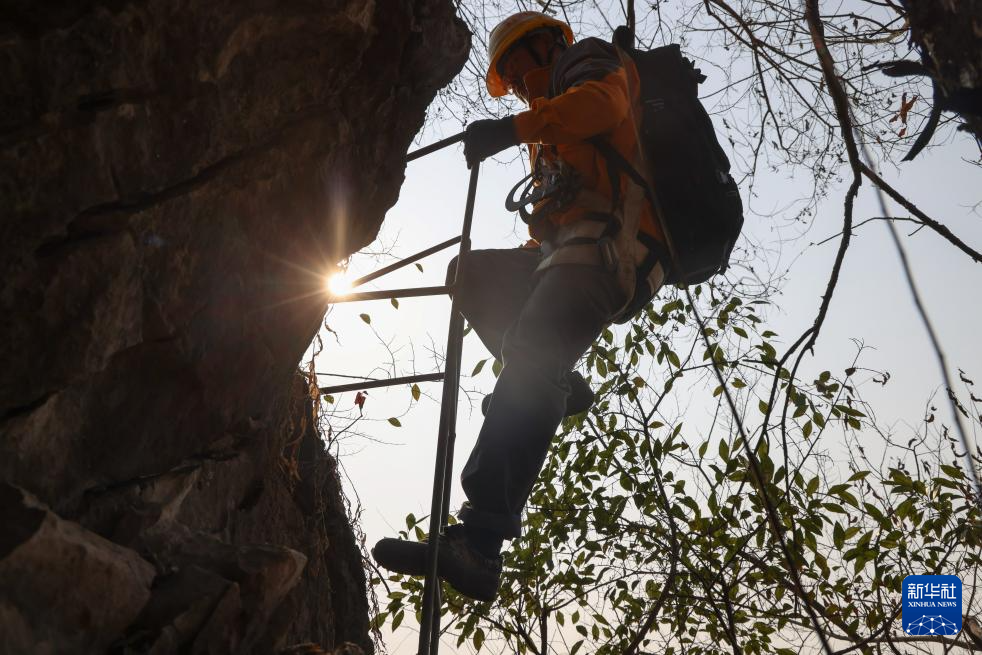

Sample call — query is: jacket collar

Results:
[521,65,553,103]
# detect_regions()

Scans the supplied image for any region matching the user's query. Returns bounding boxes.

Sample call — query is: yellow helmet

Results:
[485,11,574,98]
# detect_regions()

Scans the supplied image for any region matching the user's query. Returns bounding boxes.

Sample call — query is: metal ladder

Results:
[319,132,477,655]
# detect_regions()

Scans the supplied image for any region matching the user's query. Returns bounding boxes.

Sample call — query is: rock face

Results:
[0,1,469,653]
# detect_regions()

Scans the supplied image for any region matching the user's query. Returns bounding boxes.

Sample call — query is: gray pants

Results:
[447,247,625,539]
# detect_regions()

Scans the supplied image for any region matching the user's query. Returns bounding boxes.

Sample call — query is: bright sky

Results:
[307,12,982,654]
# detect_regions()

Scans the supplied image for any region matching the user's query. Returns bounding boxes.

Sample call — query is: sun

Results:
[326,271,354,297]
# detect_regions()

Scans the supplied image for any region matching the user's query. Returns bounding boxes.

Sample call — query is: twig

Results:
[859,141,982,504]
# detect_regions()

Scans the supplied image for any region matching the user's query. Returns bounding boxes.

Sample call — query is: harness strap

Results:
[537,214,613,261]
[588,116,680,283]
[589,137,655,207]
[637,231,669,276]
[537,242,613,272]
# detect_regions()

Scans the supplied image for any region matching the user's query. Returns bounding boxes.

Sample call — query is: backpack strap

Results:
[589,134,677,284]
[588,136,655,208]
[589,133,680,287]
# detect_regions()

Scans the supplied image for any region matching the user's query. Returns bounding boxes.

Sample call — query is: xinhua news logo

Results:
[902,575,962,636]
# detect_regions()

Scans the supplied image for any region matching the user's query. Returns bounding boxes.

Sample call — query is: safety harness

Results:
[507,139,667,324]
[502,34,674,323]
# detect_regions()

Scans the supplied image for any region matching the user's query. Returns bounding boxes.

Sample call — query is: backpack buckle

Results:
[645,98,666,112]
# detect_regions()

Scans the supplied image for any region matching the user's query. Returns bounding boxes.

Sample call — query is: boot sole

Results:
[372,539,499,602]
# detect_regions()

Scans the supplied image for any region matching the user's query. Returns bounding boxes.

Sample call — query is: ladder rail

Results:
[318,133,476,655]
[418,163,479,655]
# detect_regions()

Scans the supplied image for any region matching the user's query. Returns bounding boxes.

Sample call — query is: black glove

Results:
[463,116,518,168]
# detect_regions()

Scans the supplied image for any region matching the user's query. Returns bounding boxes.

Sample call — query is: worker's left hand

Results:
[463,116,518,168]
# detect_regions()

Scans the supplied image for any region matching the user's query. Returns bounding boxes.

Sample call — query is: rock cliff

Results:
[0,1,469,652]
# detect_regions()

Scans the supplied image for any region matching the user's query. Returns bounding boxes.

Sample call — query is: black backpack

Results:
[596,27,744,287]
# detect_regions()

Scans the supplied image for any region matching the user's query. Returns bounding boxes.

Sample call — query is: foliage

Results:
[377,286,982,654]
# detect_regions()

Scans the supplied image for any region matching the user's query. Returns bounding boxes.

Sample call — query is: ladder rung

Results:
[406,132,464,162]
[328,285,450,303]
[318,372,445,395]
[351,236,462,289]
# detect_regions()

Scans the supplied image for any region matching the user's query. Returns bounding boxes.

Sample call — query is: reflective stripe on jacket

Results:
[512,37,663,245]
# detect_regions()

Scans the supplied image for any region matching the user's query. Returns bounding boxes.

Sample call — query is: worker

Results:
[372,11,667,602]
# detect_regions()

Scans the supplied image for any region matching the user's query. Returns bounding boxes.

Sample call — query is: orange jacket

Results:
[512,38,663,245]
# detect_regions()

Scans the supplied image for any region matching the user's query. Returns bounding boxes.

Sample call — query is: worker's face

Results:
[499,31,561,103]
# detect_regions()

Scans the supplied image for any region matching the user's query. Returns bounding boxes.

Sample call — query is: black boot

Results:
[372,524,503,602]
[482,370,594,417]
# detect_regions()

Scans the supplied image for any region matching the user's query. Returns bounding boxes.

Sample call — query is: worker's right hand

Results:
[463,116,518,168]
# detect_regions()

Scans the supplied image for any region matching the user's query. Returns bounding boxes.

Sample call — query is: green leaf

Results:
[387,417,402,427]
[733,326,748,338]
[896,497,916,519]
[411,384,420,401]
[492,359,503,377]
[732,378,747,389]
[472,359,487,376]
[415,263,424,272]
[806,476,820,495]
[835,404,865,418]
[864,502,886,523]
[759,399,769,414]
[940,464,963,479]
[359,313,371,324]
[392,609,404,629]
[596,358,608,377]
[390,297,399,309]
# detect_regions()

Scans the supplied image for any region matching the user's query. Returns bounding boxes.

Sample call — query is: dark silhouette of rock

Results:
[0,0,469,652]
[0,483,155,653]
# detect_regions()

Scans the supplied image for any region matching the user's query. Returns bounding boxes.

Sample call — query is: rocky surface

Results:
[0,1,469,653]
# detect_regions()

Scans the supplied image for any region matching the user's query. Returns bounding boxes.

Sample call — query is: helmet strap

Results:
[522,39,545,67]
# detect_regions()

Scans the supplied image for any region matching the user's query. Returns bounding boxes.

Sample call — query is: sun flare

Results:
[326,272,354,297]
